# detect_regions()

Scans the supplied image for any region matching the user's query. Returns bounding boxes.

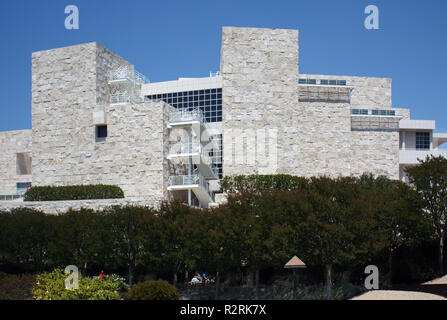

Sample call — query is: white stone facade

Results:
[1,26,446,211]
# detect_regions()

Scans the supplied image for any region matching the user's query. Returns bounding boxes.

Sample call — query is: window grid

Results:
[416,132,430,150]
[145,88,223,123]
[208,134,223,179]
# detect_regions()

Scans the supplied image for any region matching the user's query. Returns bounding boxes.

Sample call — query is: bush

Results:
[0,272,36,300]
[32,269,123,300]
[24,185,124,201]
[105,274,130,292]
[127,280,180,300]
[219,174,308,193]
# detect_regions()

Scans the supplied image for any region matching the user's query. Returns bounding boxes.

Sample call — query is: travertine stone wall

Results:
[220,28,399,179]
[31,42,170,199]
[296,102,352,177]
[0,130,33,194]
[220,27,299,175]
[350,130,400,179]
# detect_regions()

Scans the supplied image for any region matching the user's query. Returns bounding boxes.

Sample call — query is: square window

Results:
[17,182,32,195]
[96,125,107,140]
[416,132,430,150]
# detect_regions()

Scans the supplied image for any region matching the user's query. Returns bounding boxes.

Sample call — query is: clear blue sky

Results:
[0,0,446,135]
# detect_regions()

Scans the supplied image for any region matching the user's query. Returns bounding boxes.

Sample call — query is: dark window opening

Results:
[96,125,108,140]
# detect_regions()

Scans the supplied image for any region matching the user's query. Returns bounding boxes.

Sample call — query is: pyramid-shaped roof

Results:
[284,256,306,269]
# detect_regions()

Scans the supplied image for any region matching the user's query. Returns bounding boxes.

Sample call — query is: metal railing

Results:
[169,142,201,155]
[109,65,149,84]
[169,174,211,194]
[110,92,130,104]
[169,107,206,124]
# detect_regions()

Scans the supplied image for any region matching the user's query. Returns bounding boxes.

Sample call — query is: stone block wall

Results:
[295,102,352,177]
[0,130,32,194]
[31,42,170,199]
[220,27,299,176]
[350,131,400,179]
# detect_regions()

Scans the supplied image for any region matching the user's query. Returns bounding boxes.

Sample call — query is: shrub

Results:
[105,274,130,292]
[219,174,308,193]
[24,185,124,201]
[32,269,123,300]
[0,272,36,300]
[127,280,180,300]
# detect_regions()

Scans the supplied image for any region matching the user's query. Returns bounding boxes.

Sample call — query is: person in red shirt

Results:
[98,270,105,278]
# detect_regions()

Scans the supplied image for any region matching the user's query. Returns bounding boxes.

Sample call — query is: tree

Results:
[54,208,107,275]
[298,177,384,300]
[105,206,156,286]
[406,155,447,274]
[0,208,55,273]
[156,202,197,287]
[357,174,431,284]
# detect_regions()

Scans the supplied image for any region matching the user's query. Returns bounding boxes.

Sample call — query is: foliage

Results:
[104,206,159,286]
[219,174,307,193]
[405,155,447,273]
[32,269,122,300]
[0,272,36,300]
[127,280,180,300]
[105,274,130,292]
[1,173,446,298]
[0,208,55,273]
[24,184,124,201]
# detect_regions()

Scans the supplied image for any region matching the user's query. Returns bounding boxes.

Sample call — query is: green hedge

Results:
[24,185,124,201]
[127,280,180,300]
[219,174,308,193]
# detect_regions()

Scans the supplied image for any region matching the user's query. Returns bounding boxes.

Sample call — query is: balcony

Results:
[168,108,215,140]
[399,148,447,164]
[167,142,219,179]
[110,92,131,105]
[168,174,214,206]
[109,65,149,85]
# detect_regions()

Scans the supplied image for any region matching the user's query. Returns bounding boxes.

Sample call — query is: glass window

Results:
[96,125,107,139]
[320,79,329,85]
[416,132,430,150]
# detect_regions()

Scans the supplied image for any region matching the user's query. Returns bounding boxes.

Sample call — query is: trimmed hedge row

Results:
[219,174,308,193]
[24,185,124,201]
